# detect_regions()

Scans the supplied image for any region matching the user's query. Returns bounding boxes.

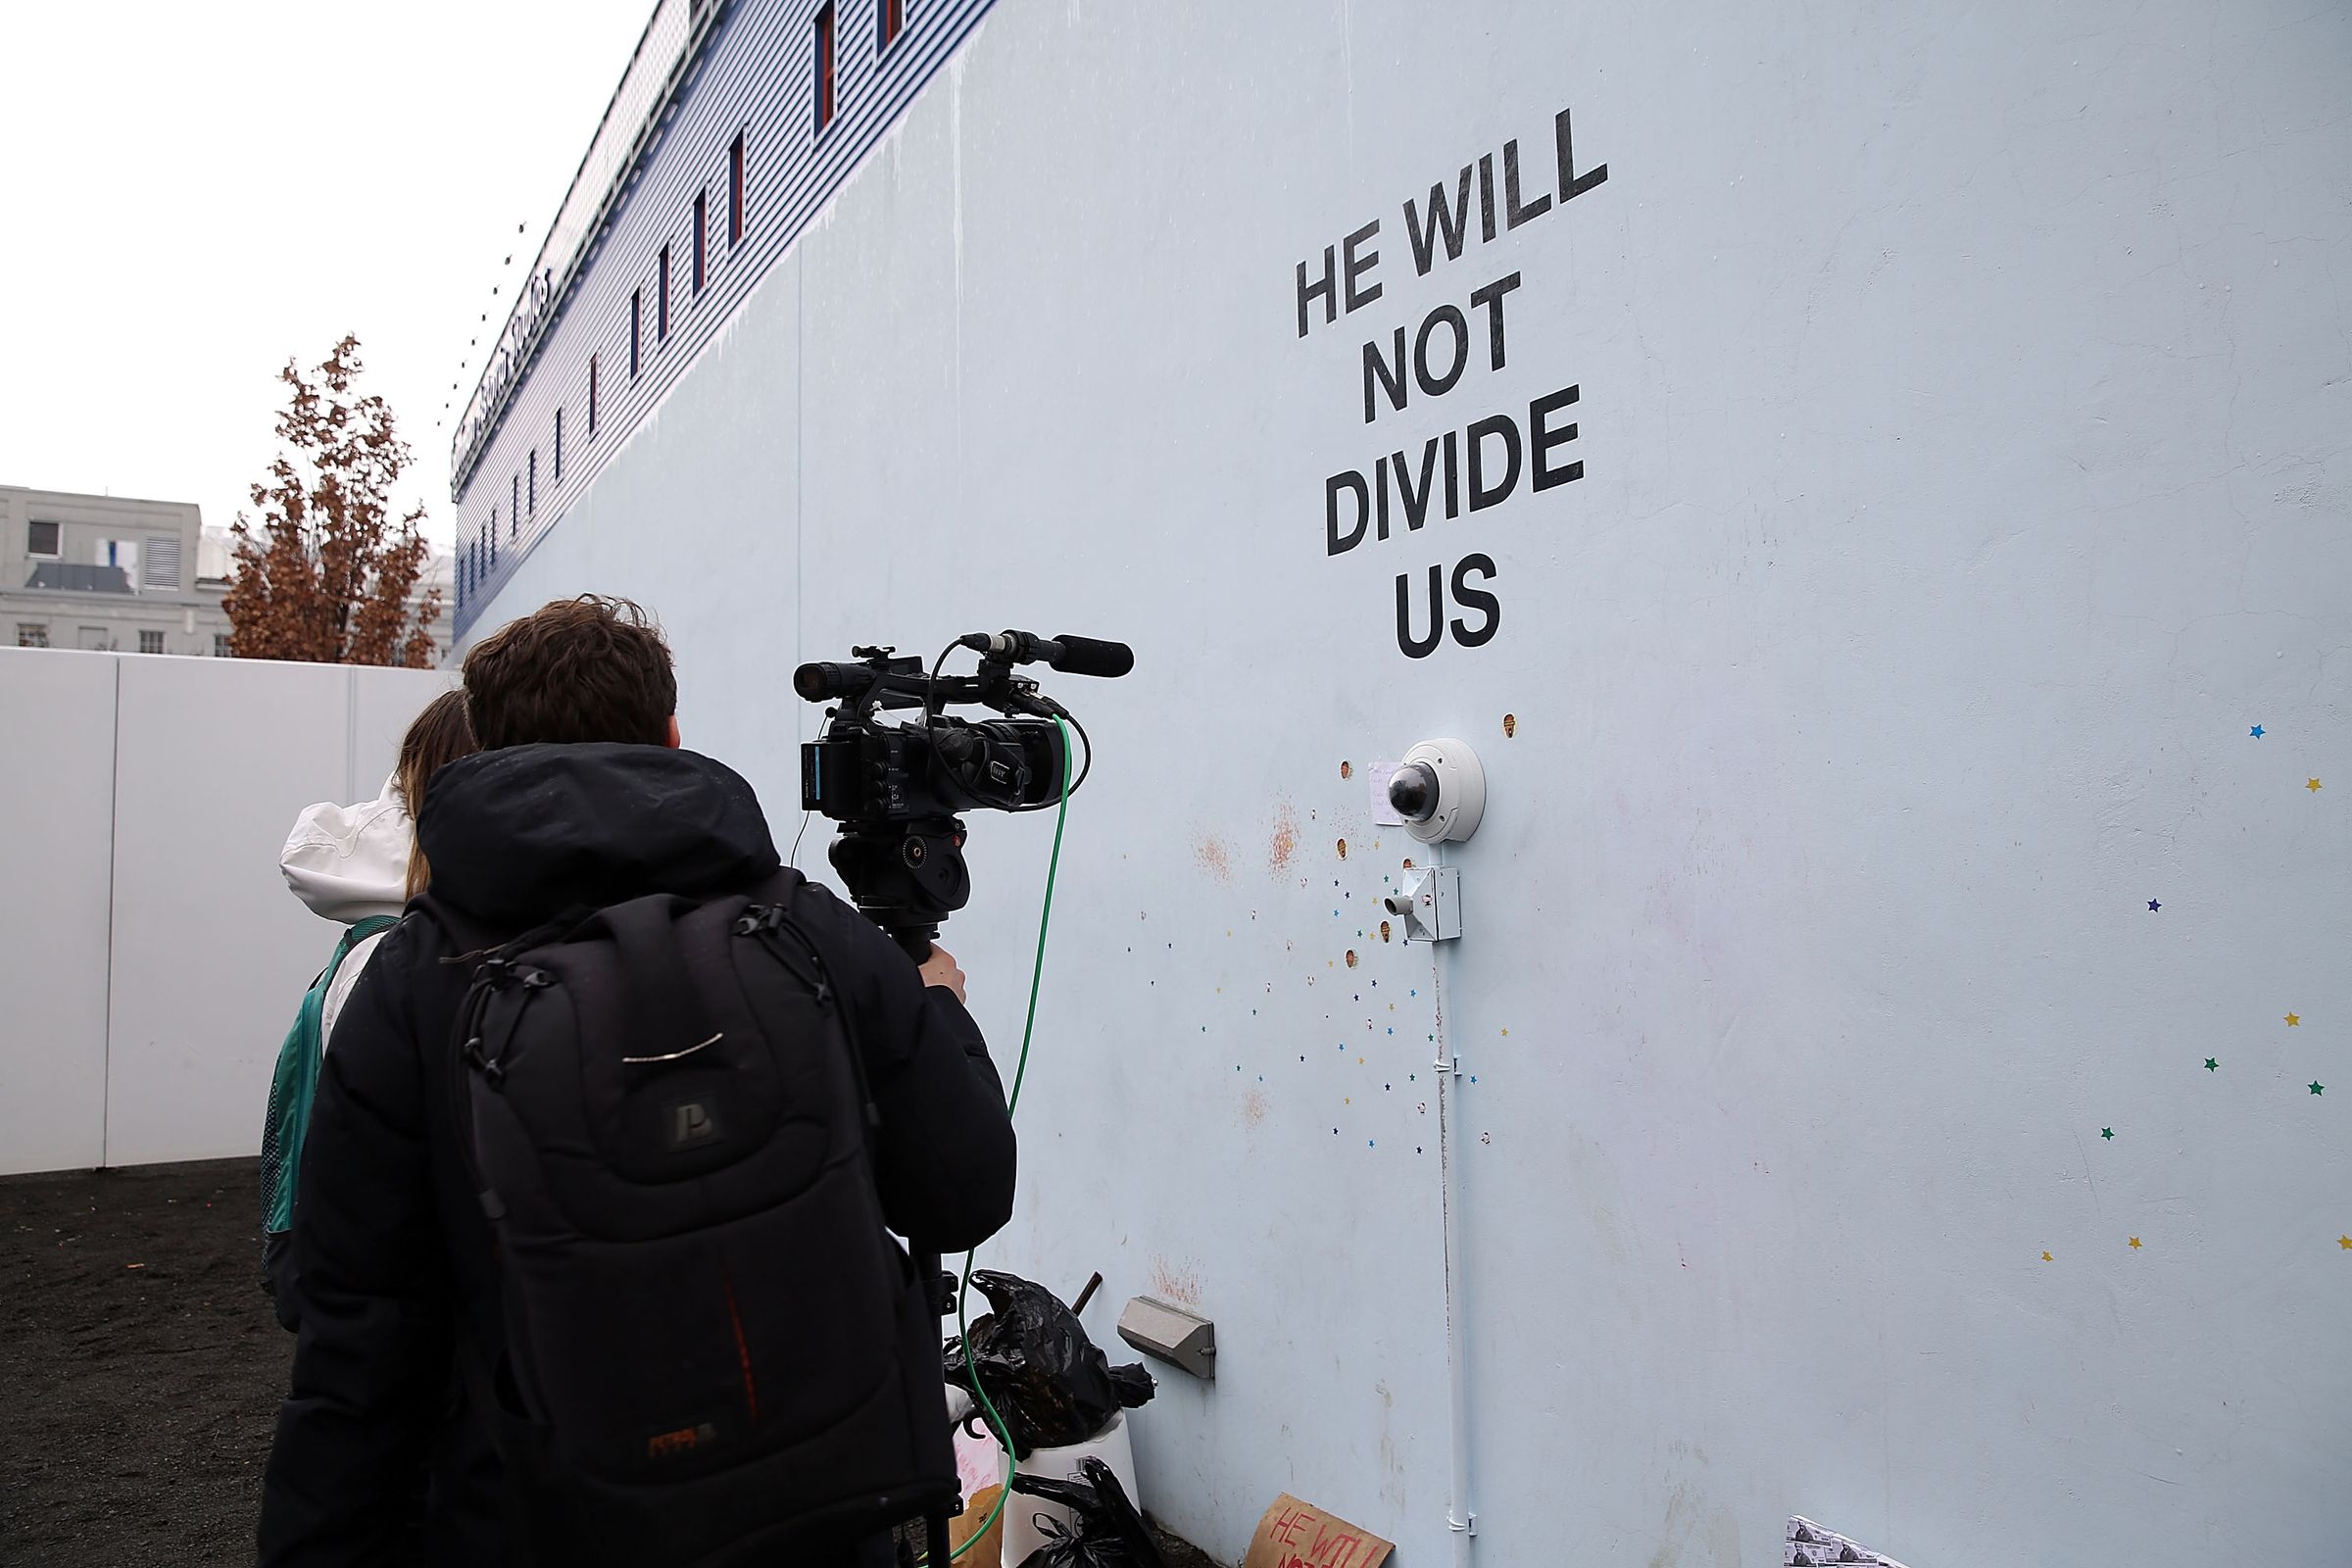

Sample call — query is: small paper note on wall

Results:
[1243,1494,1396,1568]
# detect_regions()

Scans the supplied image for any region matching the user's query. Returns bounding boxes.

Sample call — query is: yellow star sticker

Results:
[2339,1236,2352,1250]
[2128,1237,2142,1250]
[2310,777,2324,792]
[2040,1250,2053,1262]
[2286,1012,2302,1027]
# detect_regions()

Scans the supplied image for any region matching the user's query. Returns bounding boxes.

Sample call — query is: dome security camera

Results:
[1387,739,1486,845]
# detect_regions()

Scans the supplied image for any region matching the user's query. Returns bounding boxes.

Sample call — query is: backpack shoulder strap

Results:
[262,917,401,1238]
[735,870,882,1136]
[333,912,400,966]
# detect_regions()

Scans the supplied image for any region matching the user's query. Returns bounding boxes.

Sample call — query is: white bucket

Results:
[997,1410,1141,1567]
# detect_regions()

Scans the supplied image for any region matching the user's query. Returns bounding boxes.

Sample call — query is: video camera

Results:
[795,630,1132,957]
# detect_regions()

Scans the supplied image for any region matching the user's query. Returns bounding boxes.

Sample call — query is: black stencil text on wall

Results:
[1295,107,1609,659]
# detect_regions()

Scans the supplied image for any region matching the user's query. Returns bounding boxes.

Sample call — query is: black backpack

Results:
[433,869,957,1567]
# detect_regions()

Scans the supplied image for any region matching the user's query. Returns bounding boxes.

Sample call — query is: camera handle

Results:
[888,921,939,963]
[912,1246,958,1318]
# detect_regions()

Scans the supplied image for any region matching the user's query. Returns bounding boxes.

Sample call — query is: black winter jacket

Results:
[258,744,1017,1566]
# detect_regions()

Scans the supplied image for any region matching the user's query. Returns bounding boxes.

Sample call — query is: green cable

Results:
[935,713,1073,1563]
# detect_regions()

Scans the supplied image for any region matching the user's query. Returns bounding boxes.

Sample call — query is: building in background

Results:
[2,491,452,663]
[2,485,230,655]
[446,0,988,634]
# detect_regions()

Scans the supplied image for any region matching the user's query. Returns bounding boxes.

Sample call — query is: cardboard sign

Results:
[949,1483,1004,1568]
[1243,1494,1396,1568]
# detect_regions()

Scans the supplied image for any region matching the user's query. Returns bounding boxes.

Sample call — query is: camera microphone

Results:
[960,630,1135,679]
[1043,633,1134,679]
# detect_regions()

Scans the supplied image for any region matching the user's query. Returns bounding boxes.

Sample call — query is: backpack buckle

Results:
[734,905,787,937]
[464,1035,507,1089]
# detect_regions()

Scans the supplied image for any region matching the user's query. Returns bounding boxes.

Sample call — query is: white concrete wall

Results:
[0,648,452,1173]
[465,1,2352,1562]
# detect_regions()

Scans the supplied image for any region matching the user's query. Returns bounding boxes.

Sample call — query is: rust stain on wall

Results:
[1192,831,1234,882]
[1269,802,1299,872]
[1150,1254,1203,1307]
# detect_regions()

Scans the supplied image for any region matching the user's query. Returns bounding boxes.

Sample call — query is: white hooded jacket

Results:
[279,775,412,1043]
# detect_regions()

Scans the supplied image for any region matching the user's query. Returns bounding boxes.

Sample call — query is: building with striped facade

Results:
[449,0,990,636]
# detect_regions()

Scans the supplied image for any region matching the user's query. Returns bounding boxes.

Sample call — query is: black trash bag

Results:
[943,1270,1155,1458]
[1008,1457,1166,1568]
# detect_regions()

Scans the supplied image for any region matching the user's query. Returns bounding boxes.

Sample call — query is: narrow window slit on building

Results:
[814,6,836,132]
[694,191,709,294]
[729,133,746,245]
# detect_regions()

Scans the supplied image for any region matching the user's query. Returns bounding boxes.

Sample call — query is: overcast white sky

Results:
[0,0,655,553]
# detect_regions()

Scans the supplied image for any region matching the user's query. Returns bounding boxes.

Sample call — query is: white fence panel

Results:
[0,648,451,1174]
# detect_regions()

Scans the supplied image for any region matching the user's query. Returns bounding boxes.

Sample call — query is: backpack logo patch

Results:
[666,1098,722,1151]
[646,1421,720,1461]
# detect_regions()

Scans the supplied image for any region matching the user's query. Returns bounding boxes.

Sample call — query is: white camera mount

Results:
[1386,738,1487,845]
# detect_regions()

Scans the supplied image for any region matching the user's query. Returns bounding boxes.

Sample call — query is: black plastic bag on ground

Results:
[943,1270,1155,1458]
[1008,1458,1167,1568]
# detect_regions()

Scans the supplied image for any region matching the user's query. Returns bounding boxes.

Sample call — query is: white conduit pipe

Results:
[1430,844,1475,1567]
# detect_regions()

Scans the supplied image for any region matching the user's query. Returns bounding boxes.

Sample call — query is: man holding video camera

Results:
[261,595,1016,1567]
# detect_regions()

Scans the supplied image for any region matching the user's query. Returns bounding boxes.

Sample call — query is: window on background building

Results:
[214,633,230,658]
[490,507,499,556]
[729,133,746,245]
[814,5,836,132]
[879,0,903,51]
[631,291,643,377]
[693,191,708,294]
[138,630,164,655]
[17,624,49,648]
[659,247,671,341]
[26,519,60,557]
[589,354,601,433]
[528,453,537,518]
[142,535,180,590]
[555,408,565,482]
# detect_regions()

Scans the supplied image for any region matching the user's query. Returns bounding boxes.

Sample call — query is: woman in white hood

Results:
[279,690,477,1042]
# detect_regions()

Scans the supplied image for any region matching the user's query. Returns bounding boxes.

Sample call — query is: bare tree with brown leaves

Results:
[223,335,442,666]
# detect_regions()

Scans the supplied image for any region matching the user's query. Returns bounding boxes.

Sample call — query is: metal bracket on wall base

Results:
[1117,1296,1216,1381]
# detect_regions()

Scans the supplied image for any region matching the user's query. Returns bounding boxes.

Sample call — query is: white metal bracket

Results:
[1385,863,1461,943]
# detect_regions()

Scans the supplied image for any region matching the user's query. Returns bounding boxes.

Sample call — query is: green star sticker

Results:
[2100,1127,2115,1140]
[2311,1082,2327,1097]
[2204,1057,2219,1072]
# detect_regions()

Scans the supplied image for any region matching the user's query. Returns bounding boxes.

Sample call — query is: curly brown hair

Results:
[462,595,677,752]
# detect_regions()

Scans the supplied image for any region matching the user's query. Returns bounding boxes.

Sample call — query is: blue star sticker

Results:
[2147,900,2161,912]
[2250,725,2265,738]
